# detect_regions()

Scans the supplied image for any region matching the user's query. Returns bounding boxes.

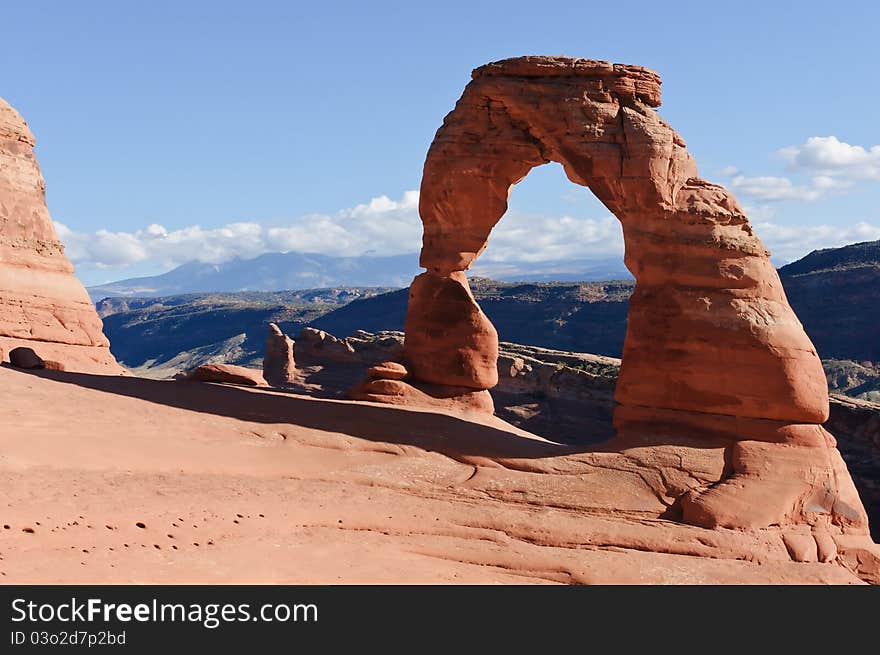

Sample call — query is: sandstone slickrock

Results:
[262,322,296,386]
[0,98,121,374]
[178,363,268,387]
[360,56,873,538]
[4,363,876,584]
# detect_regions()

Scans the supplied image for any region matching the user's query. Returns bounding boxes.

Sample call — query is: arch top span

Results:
[418,55,702,274]
[471,56,663,107]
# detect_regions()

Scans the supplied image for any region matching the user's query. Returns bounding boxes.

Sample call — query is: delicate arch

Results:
[402,56,828,426]
[346,58,869,534]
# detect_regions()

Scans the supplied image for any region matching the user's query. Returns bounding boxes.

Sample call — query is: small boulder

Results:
[366,361,409,381]
[178,363,268,387]
[263,323,296,386]
[9,347,45,369]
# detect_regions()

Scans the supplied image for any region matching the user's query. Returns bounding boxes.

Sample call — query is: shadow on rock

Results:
[22,367,579,460]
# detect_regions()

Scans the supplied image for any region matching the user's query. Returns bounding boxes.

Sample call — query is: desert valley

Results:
[2,56,879,587]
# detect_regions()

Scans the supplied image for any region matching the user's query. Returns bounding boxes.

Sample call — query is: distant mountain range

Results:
[86,251,632,301]
[310,278,633,355]
[96,239,880,397]
[778,239,880,277]
[86,252,421,301]
[96,279,633,377]
[95,287,394,378]
[778,239,880,362]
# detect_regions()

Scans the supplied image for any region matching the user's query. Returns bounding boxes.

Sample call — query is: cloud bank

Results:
[756,221,880,263]
[780,136,880,181]
[730,174,851,202]
[55,192,423,271]
[57,176,880,283]
[725,136,880,203]
[56,191,628,276]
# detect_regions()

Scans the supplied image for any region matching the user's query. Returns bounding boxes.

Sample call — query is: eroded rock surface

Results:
[262,322,296,386]
[0,98,121,374]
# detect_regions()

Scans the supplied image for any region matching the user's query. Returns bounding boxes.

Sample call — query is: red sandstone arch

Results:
[352,56,873,532]
[406,56,829,425]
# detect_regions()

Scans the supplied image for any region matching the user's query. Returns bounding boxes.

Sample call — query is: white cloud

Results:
[756,221,880,263]
[57,192,424,272]
[55,187,880,282]
[724,136,879,204]
[341,190,420,217]
[729,174,850,202]
[779,136,880,180]
[741,204,778,221]
[58,190,625,276]
[483,213,623,262]
[56,220,272,270]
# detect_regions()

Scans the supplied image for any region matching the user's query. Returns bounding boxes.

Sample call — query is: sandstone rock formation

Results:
[296,327,406,367]
[177,363,268,387]
[351,372,496,414]
[296,327,358,364]
[0,97,121,374]
[262,322,296,386]
[360,56,872,537]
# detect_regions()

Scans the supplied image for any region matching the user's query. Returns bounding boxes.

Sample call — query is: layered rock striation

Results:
[0,97,121,373]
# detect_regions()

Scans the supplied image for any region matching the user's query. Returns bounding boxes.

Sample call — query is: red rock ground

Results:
[1,365,871,584]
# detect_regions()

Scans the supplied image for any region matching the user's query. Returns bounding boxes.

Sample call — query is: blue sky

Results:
[3,0,879,284]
